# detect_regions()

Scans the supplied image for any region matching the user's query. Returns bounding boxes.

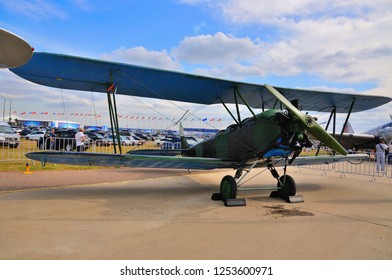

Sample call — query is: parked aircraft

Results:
[9,52,392,204]
[334,119,392,149]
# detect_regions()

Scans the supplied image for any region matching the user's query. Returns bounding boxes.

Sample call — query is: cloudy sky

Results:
[0,0,391,132]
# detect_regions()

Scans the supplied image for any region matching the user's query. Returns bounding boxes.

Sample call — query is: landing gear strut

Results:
[268,162,297,201]
[212,158,303,206]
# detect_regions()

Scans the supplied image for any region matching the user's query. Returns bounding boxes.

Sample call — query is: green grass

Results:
[0,161,106,172]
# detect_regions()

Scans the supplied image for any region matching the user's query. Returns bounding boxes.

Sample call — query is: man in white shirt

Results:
[375,138,388,173]
[75,128,85,152]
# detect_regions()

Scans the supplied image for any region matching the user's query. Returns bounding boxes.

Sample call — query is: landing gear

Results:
[220,175,237,200]
[277,175,296,200]
[211,175,246,207]
[212,159,303,206]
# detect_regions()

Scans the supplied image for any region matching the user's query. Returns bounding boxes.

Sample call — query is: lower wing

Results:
[26,151,368,170]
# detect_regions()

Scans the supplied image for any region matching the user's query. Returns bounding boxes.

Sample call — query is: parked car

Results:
[25,131,45,141]
[85,132,110,147]
[106,135,140,146]
[154,136,181,147]
[38,130,90,151]
[19,128,32,137]
[0,121,20,148]
[159,136,200,149]
[124,136,141,146]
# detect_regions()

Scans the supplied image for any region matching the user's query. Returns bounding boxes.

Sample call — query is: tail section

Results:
[179,122,190,149]
[343,121,354,134]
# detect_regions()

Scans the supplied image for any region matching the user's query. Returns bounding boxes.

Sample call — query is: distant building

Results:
[17,119,80,129]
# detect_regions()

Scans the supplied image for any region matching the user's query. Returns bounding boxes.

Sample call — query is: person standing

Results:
[49,128,55,150]
[375,139,388,174]
[75,128,85,152]
[388,141,392,165]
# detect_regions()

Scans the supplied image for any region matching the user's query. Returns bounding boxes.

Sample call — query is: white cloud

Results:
[0,0,67,20]
[172,32,261,66]
[175,1,392,94]
[100,47,182,71]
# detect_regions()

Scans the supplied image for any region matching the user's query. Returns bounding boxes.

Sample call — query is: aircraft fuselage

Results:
[184,109,300,161]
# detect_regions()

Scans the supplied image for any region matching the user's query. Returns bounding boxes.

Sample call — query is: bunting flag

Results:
[19,112,26,115]
[210,118,215,121]
[217,118,221,122]
[202,118,207,121]
[13,111,17,114]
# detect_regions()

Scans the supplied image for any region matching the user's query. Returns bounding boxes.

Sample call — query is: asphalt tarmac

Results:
[0,166,391,260]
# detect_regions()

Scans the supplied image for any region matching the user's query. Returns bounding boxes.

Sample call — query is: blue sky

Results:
[1,0,391,132]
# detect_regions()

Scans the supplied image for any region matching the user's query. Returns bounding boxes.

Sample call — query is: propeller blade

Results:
[0,28,33,69]
[265,84,347,155]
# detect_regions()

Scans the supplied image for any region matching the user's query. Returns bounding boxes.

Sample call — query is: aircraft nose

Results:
[381,127,392,143]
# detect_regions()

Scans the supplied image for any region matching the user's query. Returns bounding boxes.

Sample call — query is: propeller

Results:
[265,84,347,155]
[0,28,33,69]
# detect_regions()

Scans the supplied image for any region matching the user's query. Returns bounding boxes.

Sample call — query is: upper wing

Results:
[11,52,391,113]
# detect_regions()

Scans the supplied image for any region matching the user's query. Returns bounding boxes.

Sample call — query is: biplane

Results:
[9,52,392,204]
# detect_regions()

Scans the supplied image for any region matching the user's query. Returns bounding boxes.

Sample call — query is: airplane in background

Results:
[333,118,392,150]
[7,50,392,205]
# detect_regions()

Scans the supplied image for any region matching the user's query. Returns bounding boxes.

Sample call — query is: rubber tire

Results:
[277,175,296,200]
[220,175,237,200]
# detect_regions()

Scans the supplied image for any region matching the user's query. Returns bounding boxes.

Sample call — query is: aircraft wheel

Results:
[220,175,237,200]
[277,175,296,199]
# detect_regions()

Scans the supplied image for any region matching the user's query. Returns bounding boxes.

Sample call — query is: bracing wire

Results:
[60,88,67,122]
[115,68,265,152]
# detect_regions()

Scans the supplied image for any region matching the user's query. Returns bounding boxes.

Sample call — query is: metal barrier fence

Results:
[1,139,391,179]
[0,138,160,162]
[299,151,392,180]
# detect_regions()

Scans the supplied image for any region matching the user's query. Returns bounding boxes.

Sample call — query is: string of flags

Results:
[13,111,221,122]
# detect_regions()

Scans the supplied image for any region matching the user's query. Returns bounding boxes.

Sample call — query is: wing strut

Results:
[220,88,258,126]
[106,83,122,154]
[316,107,336,156]
[338,98,356,143]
